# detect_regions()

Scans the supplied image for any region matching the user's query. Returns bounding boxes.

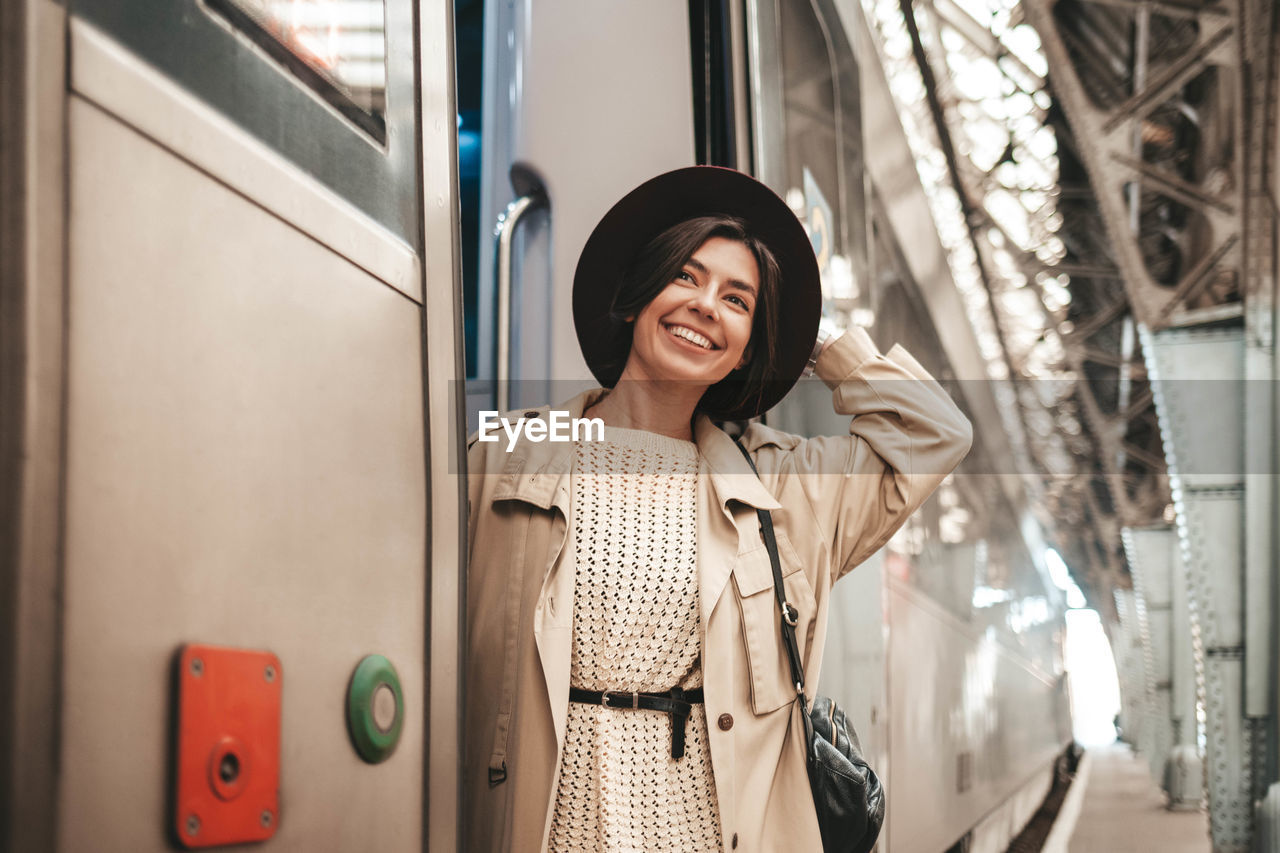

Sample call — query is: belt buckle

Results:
[602,691,638,709]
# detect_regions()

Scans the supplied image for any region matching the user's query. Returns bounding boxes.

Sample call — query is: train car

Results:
[2,0,1071,850]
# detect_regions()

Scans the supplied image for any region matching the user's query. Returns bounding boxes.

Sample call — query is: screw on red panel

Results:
[264,665,275,682]
[260,810,273,828]
[190,658,204,677]
[186,815,201,837]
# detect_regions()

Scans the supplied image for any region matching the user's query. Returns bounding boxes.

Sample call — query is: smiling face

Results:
[619,236,761,390]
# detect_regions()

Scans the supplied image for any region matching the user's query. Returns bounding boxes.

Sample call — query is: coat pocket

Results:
[732,533,817,715]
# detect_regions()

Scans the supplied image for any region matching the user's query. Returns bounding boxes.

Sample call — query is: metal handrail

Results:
[493,191,545,412]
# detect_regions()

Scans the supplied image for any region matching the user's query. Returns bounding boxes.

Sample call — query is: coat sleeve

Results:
[745,326,973,584]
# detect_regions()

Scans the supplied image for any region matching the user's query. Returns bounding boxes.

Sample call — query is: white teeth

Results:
[669,325,713,349]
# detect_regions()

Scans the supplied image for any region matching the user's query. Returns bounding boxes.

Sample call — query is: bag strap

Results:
[733,439,807,697]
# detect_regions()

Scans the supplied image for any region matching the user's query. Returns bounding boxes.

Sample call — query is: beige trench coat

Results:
[464,328,973,852]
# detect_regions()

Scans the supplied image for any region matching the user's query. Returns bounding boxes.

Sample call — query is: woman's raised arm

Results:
[741,326,973,584]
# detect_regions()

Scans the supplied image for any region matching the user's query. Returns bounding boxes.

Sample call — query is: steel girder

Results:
[1121,525,1177,788]
[1166,522,1205,810]
[1145,324,1257,853]
[896,0,1172,604]
[1015,0,1274,600]
[1112,587,1151,748]
[1022,0,1246,330]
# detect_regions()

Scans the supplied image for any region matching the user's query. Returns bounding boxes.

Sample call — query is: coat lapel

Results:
[693,417,781,632]
[694,415,783,512]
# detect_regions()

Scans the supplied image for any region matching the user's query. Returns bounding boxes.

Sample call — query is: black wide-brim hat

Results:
[573,166,821,420]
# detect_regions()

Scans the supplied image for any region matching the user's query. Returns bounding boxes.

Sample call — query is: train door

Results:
[2,0,463,849]
[455,0,699,426]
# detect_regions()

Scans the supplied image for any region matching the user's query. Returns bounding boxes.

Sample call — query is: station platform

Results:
[1056,742,1210,853]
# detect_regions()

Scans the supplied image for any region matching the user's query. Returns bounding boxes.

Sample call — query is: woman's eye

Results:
[727,294,750,310]
[676,271,695,283]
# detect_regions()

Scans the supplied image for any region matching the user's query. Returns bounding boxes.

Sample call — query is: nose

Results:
[687,282,719,318]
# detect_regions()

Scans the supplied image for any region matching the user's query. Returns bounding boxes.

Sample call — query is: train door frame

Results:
[1,1,69,849]
[421,5,468,850]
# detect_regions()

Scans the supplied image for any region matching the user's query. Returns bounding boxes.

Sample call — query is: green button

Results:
[346,655,404,764]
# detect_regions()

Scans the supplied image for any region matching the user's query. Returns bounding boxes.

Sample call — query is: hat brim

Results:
[573,166,821,420]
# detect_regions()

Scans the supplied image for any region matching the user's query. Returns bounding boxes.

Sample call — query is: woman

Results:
[465,167,972,852]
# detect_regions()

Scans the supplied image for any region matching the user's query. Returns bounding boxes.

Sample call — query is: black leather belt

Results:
[568,687,704,759]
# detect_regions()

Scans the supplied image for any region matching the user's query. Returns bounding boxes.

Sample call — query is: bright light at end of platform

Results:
[1045,548,1087,608]
[1065,608,1121,746]
[1045,547,1071,588]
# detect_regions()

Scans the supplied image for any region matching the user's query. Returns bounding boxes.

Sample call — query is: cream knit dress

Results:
[547,426,722,852]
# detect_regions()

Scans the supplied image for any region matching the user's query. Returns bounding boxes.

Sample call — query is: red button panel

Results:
[173,644,281,848]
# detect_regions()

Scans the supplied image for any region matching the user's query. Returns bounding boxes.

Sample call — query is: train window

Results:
[747,0,870,322]
[205,0,389,142]
[76,0,418,246]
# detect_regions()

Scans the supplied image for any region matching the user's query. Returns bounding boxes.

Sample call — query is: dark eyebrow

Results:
[684,257,759,297]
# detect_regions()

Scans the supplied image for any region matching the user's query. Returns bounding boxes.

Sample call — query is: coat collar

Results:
[489,389,781,512]
[693,414,781,511]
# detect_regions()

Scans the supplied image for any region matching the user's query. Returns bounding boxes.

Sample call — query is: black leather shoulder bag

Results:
[734,439,886,853]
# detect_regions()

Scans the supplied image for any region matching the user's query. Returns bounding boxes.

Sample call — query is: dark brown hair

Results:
[598,215,783,417]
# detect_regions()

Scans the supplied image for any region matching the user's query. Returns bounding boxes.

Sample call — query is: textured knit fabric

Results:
[547,426,722,852]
